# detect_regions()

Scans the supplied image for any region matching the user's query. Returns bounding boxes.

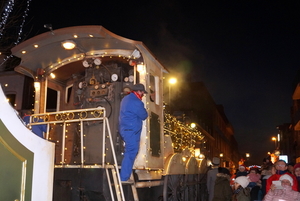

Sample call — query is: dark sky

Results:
[17,0,300,164]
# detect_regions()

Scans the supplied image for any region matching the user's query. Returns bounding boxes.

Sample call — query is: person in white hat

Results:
[263,174,300,201]
[207,157,220,201]
[232,176,250,201]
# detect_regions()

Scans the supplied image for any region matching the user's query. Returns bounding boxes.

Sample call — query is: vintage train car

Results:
[1,26,208,201]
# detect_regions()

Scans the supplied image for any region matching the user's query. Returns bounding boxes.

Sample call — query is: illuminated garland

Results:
[0,0,32,68]
[0,0,15,39]
[14,0,32,45]
[164,113,205,152]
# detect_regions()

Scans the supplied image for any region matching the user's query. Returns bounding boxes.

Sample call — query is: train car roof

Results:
[11,25,168,81]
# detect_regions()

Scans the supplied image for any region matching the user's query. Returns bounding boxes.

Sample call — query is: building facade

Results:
[169,81,240,169]
[291,71,300,162]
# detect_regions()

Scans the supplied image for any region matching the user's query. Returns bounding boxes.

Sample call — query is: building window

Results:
[46,88,58,112]
[65,84,73,103]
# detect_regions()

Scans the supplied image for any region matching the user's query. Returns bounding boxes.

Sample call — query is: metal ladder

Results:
[103,115,139,201]
[105,165,139,201]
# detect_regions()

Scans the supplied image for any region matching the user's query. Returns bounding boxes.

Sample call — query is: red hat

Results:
[294,163,300,173]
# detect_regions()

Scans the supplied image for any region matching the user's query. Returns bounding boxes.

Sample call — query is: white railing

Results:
[27,107,126,200]
[27,108,108,166]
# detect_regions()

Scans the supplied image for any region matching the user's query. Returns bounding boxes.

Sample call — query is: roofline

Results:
[12,25,142,54]
[11,25,169,73]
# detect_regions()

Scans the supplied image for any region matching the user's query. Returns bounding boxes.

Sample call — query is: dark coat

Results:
[212,173,232,201]
[232,186,250,201]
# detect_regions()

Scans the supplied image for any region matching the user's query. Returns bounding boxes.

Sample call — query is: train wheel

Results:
[163,174,185,201]
[184,174,198,201]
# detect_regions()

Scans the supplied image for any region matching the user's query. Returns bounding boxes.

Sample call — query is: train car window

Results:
[149,75,155,102]
[5,93,16,107]
[135,71,140,83]
[154,76,159,104]
[150,112,161,157]
[149,74,159,105]
[65,84,73,103]
[22,76,34,109]
[46,88,58,112]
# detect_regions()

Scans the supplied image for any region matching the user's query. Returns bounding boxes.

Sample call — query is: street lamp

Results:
[272,137,277,149]
[277,133,280,149]
[219,153,224,167]
[245,153,250,165]
[190,123,196,128]
[246,153,250,158]
[168,77,177,107]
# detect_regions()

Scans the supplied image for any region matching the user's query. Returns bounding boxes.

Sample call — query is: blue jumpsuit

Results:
[119,92,148,181]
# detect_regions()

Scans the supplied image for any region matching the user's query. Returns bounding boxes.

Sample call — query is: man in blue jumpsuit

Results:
[119,83,148,183]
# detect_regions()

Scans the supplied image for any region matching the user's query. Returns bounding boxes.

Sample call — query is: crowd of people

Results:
[207,157,300,201]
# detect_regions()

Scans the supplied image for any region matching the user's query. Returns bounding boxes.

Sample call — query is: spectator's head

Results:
[279,174,293,186]
[271,165,276,175]
[261,164,274,176]
[250,167,259,174]
[234,176,250,189]
[22,110,33,117]
[212,157,220,166]
[263,157,268,163]
[275,160,288,171]
[287,162,295,173]
[238,165,246,172]
[218,167,231,176]
[294,163,300,177]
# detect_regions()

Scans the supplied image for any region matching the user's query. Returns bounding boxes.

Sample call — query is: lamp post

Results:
[168,77,177,108]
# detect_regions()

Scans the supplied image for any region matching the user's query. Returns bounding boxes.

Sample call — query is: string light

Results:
[0,0,32,69]
[14,0,32,45]
[164,113,204,152]
[0,0,15,40]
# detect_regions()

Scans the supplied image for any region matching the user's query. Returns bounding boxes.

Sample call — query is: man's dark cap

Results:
[218,167,231,176]
[132,83,148,94]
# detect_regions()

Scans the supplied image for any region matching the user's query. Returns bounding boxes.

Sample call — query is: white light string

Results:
[0,0,15,40]
[0,0,32,69]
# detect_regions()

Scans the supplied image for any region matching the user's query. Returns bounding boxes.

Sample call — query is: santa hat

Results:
[279,174,293,186]
[294,163,300,172]
[235,176,250,188]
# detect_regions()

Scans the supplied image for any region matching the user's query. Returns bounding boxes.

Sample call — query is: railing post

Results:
[61,122,66,165]
[80,119,84,167]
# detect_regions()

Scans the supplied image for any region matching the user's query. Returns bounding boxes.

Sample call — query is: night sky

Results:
[16,1,300,165]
